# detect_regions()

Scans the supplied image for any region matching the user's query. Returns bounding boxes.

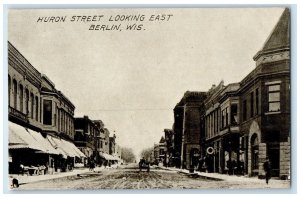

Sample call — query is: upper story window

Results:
[19,84,23,113]
[35,96,39,121]
[230,104,238,125]
[250,92,254,117]
[268,84,280,112]
[25,89,29,116]
[243,100,247,121]
[13,79,17,109]
[8,75,11,106]
[30,93,34,119]
[159,149,164,155]
[255,88,259,115]
[43,99,52,125]
[221,107,229,128]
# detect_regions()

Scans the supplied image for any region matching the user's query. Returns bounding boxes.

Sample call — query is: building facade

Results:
[239,9,290,179]
[8,41,85,174]
[166,9,290,179]
[173,91,206,169]
[74,116,97,162]
[201,9,290,178]
[164,129,174,167]
[109,134,116,155]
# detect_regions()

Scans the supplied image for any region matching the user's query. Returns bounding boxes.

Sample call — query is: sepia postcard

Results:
[6,7,291,191]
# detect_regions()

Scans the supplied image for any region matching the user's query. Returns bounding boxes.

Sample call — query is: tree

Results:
[140,147,153,162]
[121,147,136,163]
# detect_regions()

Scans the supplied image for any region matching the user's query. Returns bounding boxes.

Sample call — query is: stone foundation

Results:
[258,143,267,178]
[280,140,290,180]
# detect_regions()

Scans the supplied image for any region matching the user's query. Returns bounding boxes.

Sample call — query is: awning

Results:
[47,136,86,158]
[27,129,59,155]
[99,152,117,160]
[62,139,86,158]
[8,122,46,152]
[47,136,68,158]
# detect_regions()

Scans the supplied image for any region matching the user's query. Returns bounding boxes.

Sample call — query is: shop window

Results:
[268,84,280,112]
[43,99,52,125]
[230,104,238,125]
[19,84,23,113]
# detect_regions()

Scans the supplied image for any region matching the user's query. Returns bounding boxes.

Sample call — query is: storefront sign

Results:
[9,107,28,123]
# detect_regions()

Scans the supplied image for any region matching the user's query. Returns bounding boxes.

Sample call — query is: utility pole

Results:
[180,105,186,169]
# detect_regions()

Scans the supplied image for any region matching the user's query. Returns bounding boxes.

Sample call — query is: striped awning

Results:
[9,122,45,152]
[47,136,86,158]
[99,152,117,160]
[27,129,60,155]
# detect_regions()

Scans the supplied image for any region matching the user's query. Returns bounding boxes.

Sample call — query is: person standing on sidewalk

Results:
[263,157,272,184]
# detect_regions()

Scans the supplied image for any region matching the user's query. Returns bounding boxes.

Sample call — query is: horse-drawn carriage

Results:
[139,158,150,172]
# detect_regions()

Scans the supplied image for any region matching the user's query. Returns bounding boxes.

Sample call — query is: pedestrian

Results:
[89,160,94,171]
[263,157,272,184]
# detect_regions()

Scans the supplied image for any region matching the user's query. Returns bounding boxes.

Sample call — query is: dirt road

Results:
[17,165,290,190]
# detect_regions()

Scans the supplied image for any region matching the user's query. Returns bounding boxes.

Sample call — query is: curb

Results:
[176,170,224,181]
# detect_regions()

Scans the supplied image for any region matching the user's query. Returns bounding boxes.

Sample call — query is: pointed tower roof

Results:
[159,136,165,143]
[262,8,290,51]
[254,8,290,61]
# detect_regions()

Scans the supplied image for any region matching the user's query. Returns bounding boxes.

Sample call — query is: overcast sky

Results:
[8,8,284,157]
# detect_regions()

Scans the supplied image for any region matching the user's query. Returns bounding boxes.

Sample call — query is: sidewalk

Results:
[160,166,289,183]
[9,166,106,186]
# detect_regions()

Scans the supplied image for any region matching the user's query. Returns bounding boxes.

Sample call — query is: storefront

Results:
[8,121,58,175]
[9,121,86,174]
[47,136,86,172]
[99,152,119,167]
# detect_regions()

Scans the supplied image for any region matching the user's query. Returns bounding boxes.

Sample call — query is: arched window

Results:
[8,75,11,106]
[13,79,17,109]
[19,84,23,113]
[25,89,29,116]
[31,93,34,119]
[35,96,39,121]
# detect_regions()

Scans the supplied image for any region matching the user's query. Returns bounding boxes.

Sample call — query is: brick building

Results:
[239,8,290,178]
[173,91,207,169]
[200,8,290,178]
[168,9,290,179]
[8,41,85,174]
[74,116,97,161]
[164,129,174,167]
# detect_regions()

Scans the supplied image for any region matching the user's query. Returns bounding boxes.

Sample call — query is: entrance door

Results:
[251,134,259,176]
[268,144,280,177]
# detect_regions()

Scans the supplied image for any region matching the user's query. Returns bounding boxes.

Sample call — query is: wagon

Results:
[139,161,150,172]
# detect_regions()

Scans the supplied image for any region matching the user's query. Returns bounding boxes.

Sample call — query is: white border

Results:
[1,0,299,196]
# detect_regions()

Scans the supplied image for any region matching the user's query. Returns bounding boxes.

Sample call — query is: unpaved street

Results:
[17,165,290,190]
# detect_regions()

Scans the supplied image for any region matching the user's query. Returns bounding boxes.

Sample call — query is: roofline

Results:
[253,8,290,61]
